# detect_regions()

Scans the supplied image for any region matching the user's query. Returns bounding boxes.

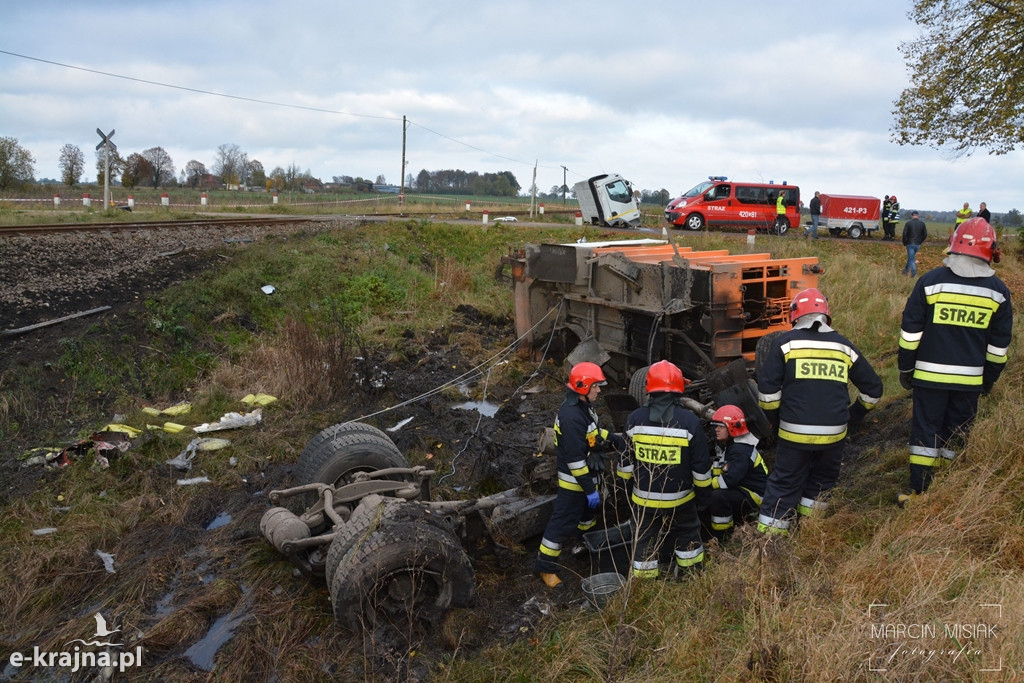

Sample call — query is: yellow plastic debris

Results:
[162,422,187,434]
[197,438,231,451]
[101,424,142,438]
[143,403,193,416]
[241,393,277,406]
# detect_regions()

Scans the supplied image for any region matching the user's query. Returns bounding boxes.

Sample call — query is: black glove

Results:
[899,370,914,391]
[848,401,868,430]
[586,451,606,474]
[982,379,994,395]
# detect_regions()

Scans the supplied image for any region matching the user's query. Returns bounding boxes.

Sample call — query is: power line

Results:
[0,49,574,175]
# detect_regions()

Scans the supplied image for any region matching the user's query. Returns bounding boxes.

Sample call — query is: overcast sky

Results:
[2,0,1021,213]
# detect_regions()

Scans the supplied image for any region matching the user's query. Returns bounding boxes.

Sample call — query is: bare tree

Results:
[184,160,207,188]
[58,144,86,187]
[214,143,248,187]
[141,147,175,188]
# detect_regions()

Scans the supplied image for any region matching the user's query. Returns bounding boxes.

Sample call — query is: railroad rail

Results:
[0,215,332,237]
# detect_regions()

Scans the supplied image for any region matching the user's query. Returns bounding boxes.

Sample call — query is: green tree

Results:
[121,152,154,189]
[184,160,207,188]
[0,136,36,190]
[141,146,175,188]
[1005,208,1022,227]
[95,148,125,185]
[892,1,1024,155]
[58,144,86,187]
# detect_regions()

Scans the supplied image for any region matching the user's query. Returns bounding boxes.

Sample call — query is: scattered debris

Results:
[0,306,112,338]
[193,409,262,433]
[386,416,415,432]
[240,393,277,406]
[32,528,57,536]
[95,549,116,574]
[260,285,275,295]
[167,438,232,471]
[177,476,211,486]
[142,402,192,417]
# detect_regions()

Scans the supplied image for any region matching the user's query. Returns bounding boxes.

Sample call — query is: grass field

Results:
[1,217,1022,681]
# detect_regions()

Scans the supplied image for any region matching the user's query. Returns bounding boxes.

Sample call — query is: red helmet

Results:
[567,361,607,395]
[949,217,1000,263]
[789,288,831,324]
[645,360,687,394]
[711,404,748,437]
[890,195,897,202]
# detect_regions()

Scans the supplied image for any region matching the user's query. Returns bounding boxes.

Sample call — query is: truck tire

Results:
[848,224,864,239]
[754,331,784,380]
[325,498,457,587]
[293,427,410,511]
[629,366,650,405]
[330,521,475,632]
[684,213,705,231]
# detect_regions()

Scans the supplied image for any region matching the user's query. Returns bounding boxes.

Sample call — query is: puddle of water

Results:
[204,512,232,530]
[154,591,176,618]
[453,400,499,418]
[184,609,248,672]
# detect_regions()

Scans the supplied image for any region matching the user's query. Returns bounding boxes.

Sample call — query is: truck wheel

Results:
[848,224,864,239]
[330,521,475,632]
[629,366,650,405]
[325,498,457,587]
[293,426,410,511]
[684,213,705,231]
[755,331,784,380]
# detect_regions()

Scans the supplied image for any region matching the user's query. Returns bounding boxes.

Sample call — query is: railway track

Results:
[0,215,329,237]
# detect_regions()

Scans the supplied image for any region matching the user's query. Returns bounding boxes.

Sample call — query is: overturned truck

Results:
[508,238,820,382]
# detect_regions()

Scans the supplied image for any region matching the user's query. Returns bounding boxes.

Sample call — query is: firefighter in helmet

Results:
[702,405,769,541]
[621,360,712,578]
[535,361,623,587]
[897,217,1012,505]
[756,288,884,535]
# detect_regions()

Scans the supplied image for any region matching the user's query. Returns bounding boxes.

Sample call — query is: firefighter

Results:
[756,288,884,535]
[621,360,712,578]
[702,405,769,541]
[897,218,1012,505]
[882,196,893,240]
[885,195,901,240]
[774,190,788,234]
[535,361,623,587]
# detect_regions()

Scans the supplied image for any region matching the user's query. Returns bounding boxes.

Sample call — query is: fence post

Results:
[482,210,489,225]
[161,193,169,207]
[82,193,91,207]
[128,195,134,209]
[201,192,208,206]
[53,194,60,208]
[575,210,583,226]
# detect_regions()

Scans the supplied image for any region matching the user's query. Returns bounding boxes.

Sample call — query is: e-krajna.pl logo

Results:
[7,612,143,675]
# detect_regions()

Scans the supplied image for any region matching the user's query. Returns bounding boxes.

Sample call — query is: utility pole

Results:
[95,128,116,210]
[399,115,408,207]
[530,161,537,218]
[561,165,568,204]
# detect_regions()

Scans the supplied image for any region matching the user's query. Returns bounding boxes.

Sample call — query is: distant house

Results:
[373,184,401,194]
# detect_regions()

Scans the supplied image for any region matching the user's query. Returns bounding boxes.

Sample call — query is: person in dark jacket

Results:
[620,360,712,578]
[756,288,884,535]
[805,191,822,240]
[897,218,1012,505]
[901,211,928,277]
[702,405,769,541]
[882,196,893,240]
[977,202,991,223]
[535,361,623,587]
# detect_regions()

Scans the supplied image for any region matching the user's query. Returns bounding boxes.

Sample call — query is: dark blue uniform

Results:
[705,434,769,539]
